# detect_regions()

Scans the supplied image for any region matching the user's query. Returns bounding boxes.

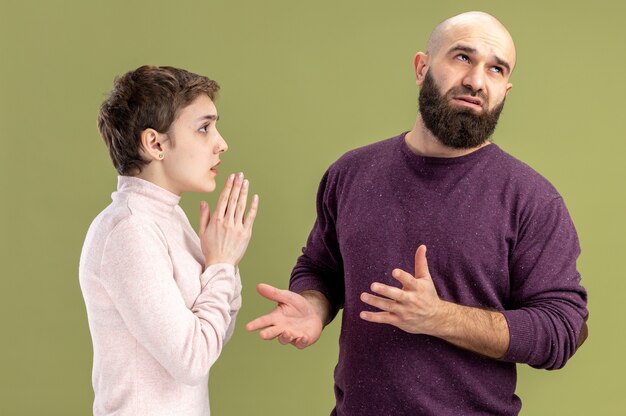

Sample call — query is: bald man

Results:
[248,11,588,415]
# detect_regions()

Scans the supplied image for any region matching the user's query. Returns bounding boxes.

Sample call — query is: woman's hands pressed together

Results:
[199,172,259,268]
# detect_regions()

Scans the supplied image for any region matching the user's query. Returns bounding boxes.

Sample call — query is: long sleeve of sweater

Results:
[501,196,587,370]
[291,169,345,318]
[99,216,238,385]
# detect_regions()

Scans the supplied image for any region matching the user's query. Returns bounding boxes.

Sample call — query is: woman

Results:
[79,65,258,415]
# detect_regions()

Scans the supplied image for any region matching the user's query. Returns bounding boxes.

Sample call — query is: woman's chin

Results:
[181,177,216,194]
[199,180,216,193]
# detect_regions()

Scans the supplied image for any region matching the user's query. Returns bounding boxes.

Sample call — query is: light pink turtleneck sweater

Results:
[79,176,241,416]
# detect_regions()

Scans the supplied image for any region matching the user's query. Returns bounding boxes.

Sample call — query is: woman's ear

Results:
[413,52,429,86]
[140,128,164,160]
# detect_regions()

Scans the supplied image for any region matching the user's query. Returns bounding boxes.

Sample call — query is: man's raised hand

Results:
[359,245,445,335]
[246,284,325,349]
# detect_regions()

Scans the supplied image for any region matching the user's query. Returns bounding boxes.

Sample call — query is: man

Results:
[247,11,588,415]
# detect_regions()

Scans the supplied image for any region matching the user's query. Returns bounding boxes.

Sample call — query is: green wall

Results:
[1,0,623,414]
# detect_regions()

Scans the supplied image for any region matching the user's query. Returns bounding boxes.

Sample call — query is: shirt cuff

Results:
[200,263,237,288]
[501,308,535,363]
[289,275,341,318]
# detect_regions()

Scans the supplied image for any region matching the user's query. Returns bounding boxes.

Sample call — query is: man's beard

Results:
[418,70,505,149]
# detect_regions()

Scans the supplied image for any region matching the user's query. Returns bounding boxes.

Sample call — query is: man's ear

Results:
[505,82,513,96]
[413,52,429,86]
[140,128,164,160]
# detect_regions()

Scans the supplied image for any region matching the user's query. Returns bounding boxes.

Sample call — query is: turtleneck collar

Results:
[113,176,181,216]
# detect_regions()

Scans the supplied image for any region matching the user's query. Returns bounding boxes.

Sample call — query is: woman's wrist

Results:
[204,259,237,270]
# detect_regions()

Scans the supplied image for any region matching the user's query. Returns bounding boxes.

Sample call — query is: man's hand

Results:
[359,245,444,335]
[360,245,509,359]
[246,284,325,349]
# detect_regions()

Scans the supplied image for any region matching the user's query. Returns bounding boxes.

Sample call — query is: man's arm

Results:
[362,283,510,359]
[360,245,588,360]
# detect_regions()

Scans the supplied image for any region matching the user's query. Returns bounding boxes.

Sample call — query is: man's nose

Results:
[462,66,486,93]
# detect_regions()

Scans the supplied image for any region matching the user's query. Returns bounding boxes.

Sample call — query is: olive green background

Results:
[1,0,623,414]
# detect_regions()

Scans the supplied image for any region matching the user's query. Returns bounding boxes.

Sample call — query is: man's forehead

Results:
[427,12,516,67]
[446,27,515,65]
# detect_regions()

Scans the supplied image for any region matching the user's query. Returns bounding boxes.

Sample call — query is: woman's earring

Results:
[158,153,164,159]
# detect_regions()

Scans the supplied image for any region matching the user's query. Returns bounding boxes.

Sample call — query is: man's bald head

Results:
[426,11,516,71]
[411,11,517,149]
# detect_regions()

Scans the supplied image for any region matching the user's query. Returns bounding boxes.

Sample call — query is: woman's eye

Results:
[199,125,209,133]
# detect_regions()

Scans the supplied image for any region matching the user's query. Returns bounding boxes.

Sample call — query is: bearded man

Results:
[247,11,589,416]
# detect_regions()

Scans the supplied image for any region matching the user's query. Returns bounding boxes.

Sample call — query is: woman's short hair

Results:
[97,65,220,175]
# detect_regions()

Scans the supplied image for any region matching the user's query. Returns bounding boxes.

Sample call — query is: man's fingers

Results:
[359,310,398,325]
[360,292,396,312]
[414,244,431,280]
[198,201,210,235]
[259,326,284,341]
[256,283,298,305]
[390,268,418,289]
[293,337,310,349]
[216,174,235,219]
[278,333,294,345]
[245,313,275,332]
[246,284,300,331]
[370,282,404,301]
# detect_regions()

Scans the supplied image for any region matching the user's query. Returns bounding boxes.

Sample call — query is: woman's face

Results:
[159,94,227,194]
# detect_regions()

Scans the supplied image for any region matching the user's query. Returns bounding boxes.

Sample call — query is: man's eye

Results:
[490,66,503,74]
[456,54,469,62]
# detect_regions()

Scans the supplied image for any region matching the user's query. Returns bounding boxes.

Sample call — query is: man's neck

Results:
[405,115,491,158]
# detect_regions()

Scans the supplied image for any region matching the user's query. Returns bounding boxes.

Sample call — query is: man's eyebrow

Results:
[448,44,511,73]
[494,56,511,73]
[448,44,477,55]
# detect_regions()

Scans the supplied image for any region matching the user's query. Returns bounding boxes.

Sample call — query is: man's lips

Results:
[452,95,483,109]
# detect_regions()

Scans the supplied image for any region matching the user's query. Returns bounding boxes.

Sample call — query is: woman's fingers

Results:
[202,172,257,266]
[216,173,235,219]
[225,173,244,220]
[213,172,255,226]
[233,179,249,224]
[245,194,259,230]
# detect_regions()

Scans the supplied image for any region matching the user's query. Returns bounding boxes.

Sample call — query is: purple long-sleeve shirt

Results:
[290,133,588,416]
